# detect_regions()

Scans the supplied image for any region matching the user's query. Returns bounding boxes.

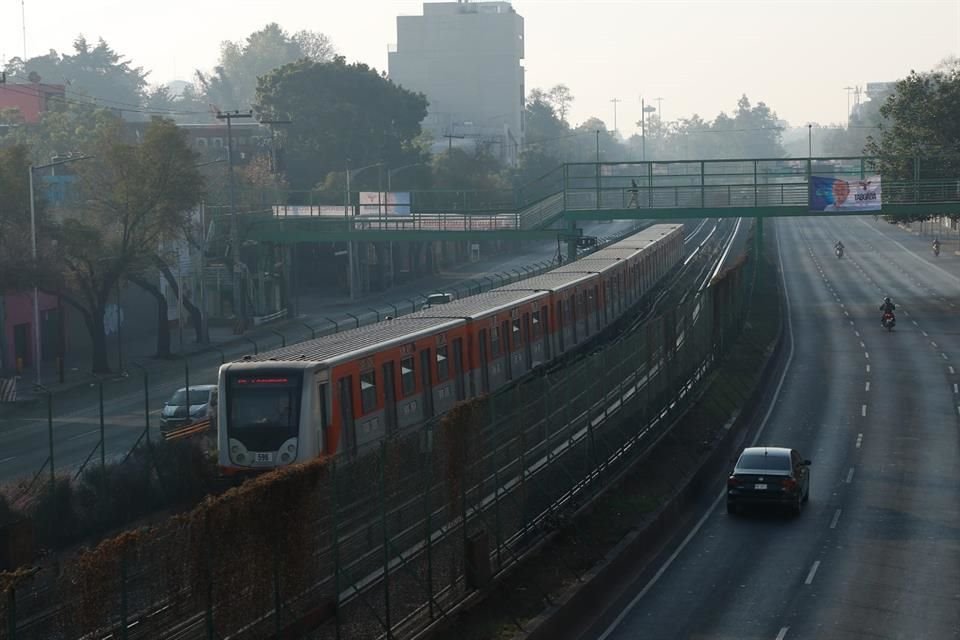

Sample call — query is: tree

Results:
[4,37,149,109]
[45,118,204,372]
[197,23,336,110]
[256,57,428,192]
[548,84,574,124]
[0,145,38,292]
[865,62,960,181]
[0,95,121,162]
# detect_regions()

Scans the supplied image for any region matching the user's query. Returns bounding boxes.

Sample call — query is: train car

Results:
[217,224,685,474]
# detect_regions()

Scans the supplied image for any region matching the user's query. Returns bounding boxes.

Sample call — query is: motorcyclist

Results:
[879,296,896,325]
[933,238,941,254]
[835,240,844,256]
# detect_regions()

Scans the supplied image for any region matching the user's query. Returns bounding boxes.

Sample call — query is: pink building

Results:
[1,291,62,374]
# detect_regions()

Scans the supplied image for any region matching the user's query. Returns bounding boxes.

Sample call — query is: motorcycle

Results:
[881,311,896,332]
[933,243,941,257]
[835,246,844,258]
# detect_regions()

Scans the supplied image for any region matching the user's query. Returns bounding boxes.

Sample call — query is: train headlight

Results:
[287,444,295,454]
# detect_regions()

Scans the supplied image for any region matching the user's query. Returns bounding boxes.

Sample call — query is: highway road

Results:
[587,215,960,640]
[0,220,644,484]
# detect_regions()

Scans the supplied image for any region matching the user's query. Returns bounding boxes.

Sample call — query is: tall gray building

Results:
[388,1,525,165]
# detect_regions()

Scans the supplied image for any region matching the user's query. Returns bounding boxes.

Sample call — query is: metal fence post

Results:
[273,533,282,635]
[45,390,54,487]
[422,431,435,620]
[120,548,129,640]
[99,381,106,474]
[204,510,215,640]
[6,585,15,640]
[332,459,342,640]
[380,440,392,639]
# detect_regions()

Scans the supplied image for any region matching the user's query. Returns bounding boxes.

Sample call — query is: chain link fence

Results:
[0,227,757,639]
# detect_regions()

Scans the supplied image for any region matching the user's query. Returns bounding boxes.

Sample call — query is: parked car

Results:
[421,292,455,309]
[160,385,218,433]
[726,446,810,516]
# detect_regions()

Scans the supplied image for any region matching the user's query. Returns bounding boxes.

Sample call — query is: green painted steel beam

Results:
[246,224,560,242]
[562,202,960,221]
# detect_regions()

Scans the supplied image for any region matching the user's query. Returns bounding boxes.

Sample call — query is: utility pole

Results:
[216,110,252,331]
[843,86,855,125]
[258,117,292,173]
[641,97,646,162]
[610,98,621,135]
[656,97,664,120]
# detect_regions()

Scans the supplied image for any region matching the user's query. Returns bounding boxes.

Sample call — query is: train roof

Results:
[408,289,545,320]
[495,271,597,292]
[607,224,683,249]
[227,316,460,366]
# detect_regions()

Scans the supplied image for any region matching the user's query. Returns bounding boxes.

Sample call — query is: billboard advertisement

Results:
[359,192,412,216]
[809,175,882,212]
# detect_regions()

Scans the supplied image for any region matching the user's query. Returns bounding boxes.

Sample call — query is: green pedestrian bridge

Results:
[236,156,960,244]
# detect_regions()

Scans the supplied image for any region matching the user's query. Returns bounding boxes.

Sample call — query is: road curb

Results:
[512,274,788,640]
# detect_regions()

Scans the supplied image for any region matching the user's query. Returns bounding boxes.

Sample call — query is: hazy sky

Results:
[3,0,959,134]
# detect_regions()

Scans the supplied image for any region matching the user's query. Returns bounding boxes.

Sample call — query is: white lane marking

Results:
[846,468,856,483]
[943,353,950,360]
[830,509,843,529]
[596,219,798,640]
[854,331,860,338]
[864,352,870,359]
[776,627,790,640]
[953,384,958,394]
[856,433,863,448]
[805,560,821,585]
[66,429,100,442]
[844,312,850,317]
[859,341,865,348]
[922,331,928,337]
[913,320,919,326]
[0,456,17,464]
[861,404,867,417]
[865,381,870,392]
[866,364,871,373]
[950,366,955,374]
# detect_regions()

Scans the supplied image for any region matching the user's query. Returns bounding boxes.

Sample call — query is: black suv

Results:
[726,446,811,516]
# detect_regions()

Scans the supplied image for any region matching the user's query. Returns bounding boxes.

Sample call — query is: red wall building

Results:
[1,292,62,374]
[0,83,66,123]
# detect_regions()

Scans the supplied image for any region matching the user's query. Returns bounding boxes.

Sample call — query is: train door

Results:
[502,319,513,381]
[420,348,434,418]
[522,312,533,370]
[479,329,490,393]
[338,376,356,454]
[382,361,398,435]
[452,338,465,400]
[540,305,551,361]
[570,295,578,344]
[317,382,330,454]
[555,301,564,354]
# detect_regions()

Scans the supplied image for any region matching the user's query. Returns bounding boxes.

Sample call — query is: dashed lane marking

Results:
[846,468,855,483]
[830,509,842,529]
[861,404,867,417]
[805,560,822,585]
[776,627,790,640]
[865,382,870,392]
[856,433,863,449]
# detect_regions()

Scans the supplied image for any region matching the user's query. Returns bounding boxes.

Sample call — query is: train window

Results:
[360,370,377,414]
[512,319,522,344]
[401,357,415,396]
[491,326,501,357]
[437,345,449,380]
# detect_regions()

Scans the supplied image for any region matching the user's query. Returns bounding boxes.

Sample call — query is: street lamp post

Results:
[28,155,91,385]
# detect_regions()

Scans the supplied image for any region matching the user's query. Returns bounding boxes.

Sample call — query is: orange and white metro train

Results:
[217,224,684,474]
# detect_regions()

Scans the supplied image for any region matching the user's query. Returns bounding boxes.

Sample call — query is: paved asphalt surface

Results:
[592,216,960,640]
[0,220,642,484]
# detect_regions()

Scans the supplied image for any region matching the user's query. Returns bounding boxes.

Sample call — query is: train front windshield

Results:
[226,372,303,453]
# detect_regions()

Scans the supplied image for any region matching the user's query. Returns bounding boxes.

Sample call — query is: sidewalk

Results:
[0,221,642,414]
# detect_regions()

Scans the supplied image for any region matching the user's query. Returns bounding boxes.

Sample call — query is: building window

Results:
[401,357,415,396]
[360,370,377,413]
